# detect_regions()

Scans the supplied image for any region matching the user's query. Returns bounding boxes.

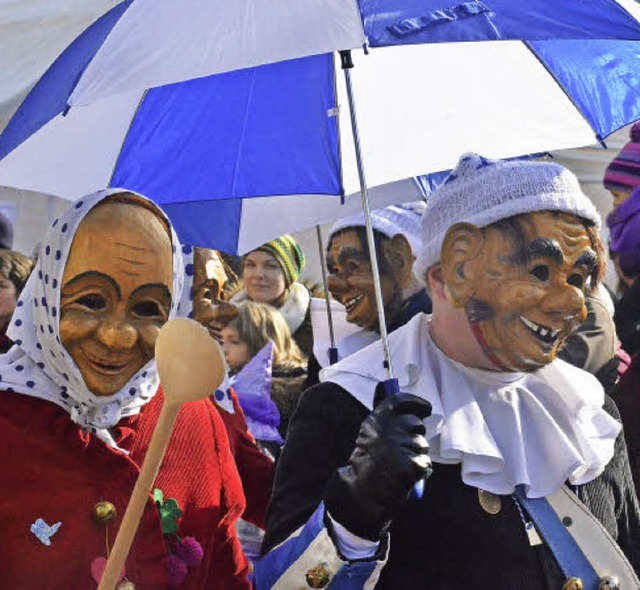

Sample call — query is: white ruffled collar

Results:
[320,314,621,498]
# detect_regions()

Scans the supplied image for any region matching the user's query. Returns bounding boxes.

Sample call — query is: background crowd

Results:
[0,131,640,588]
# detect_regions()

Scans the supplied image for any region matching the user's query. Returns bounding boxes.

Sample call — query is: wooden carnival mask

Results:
[59,197,173,396]
[327,229,414,330]
[440,211,600,371]
[192,247,239,341]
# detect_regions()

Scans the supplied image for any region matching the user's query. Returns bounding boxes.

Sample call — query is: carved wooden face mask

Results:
[441,212,598,372]
[326,229,412,331]
[59,200,173,396]
[192,248,239,339]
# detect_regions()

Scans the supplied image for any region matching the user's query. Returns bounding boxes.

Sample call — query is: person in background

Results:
[604,122,640,210]
[222,301,307,445]
[0,249,33,353]
[605,185,640,489]
[557,286,622,392]
[179,245,276,575]
[0,211,14,250]
[231,236,316,358]
[603,122,640,298]
[0,190,252,589]
[256,154,639,589]
[606,185,640,357]
[308,204,432,385]
[181,246,240,342]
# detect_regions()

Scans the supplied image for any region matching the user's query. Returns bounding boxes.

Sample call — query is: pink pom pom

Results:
[164,554,188,588]
[173,536,204,567]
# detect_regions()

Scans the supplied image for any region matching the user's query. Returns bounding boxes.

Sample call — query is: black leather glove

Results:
[324,392,432,541]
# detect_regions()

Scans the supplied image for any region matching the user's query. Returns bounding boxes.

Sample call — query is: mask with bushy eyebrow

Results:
[440,211,602,372]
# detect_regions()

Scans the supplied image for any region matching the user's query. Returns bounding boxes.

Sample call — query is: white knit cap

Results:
[328,202,426,254]
[413,154,602,283]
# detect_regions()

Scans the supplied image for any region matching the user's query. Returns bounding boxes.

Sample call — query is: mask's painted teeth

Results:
[344,293,364,312]
[519,315,560,344]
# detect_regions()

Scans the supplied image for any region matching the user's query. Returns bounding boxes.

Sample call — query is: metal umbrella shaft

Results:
[340,50,397,391]
[316,225,339,365]
[340,50,424,497]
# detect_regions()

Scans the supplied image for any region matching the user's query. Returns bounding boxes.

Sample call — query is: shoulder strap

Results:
[515,485,639,589]
[514,486,599,588]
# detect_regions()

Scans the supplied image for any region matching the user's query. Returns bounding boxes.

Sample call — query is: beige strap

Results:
[547,486,639,588]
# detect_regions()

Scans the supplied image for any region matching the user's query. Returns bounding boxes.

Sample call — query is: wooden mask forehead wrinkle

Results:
[62,201,173,294]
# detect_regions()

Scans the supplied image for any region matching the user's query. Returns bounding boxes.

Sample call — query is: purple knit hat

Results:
[603,122,640,192]
[607,185,640,276]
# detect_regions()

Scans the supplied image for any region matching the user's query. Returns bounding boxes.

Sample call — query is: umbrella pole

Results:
[340,50,424,498]
[316,225,339,365]
[339,50,398,394]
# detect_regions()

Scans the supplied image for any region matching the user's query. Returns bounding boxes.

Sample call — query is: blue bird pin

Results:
[31,518,62,546]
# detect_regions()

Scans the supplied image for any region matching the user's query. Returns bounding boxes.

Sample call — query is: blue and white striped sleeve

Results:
[253,503,388,589]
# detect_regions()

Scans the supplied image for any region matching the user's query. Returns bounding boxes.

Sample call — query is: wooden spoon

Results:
[97,318,226,590]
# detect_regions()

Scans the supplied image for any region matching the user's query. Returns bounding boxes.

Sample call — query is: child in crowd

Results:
[221,301,307,443]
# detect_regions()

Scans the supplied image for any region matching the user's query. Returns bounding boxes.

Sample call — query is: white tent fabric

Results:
[0,0,118,132]
[67,0,366,107]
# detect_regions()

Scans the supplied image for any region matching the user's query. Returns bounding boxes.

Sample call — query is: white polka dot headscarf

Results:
[177,245,195,320]
[1,188,184,448]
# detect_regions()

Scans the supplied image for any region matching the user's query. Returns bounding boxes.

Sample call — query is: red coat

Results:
[214,387,274,530]
[0,389,251,590]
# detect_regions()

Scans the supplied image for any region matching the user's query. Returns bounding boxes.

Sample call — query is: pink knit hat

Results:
[603,122,640,192]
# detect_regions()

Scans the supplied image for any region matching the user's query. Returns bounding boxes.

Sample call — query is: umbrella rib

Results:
[107,89,149,187]
[229,69,257,198]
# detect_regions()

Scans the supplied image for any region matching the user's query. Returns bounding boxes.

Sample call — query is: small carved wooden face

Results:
[59,200,173,396]
[326,229,408,330]
[441,212,597,371]
[192,248,238,340]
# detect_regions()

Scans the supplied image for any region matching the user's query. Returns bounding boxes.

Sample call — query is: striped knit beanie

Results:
[606,186,640,276]
[603,122,640,193]
[255,235,305,286]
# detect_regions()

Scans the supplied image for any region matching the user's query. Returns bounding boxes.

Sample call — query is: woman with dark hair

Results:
[0,249,33,352]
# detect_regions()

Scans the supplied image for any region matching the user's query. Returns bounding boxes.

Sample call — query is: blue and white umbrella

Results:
[25,0,640,108]
[2,0,640,255]
[3,0,640,392]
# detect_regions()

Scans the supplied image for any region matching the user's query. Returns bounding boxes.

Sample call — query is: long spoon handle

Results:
[97,402,180,590]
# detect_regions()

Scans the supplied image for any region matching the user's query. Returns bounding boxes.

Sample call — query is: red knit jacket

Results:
[215,387,274,530]
[0,389,251,590]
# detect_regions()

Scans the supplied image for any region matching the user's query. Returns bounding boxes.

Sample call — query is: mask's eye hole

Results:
[76,294,106,311]
[530,265,550,282]
[567,274,584,289]
[132,301,162,317]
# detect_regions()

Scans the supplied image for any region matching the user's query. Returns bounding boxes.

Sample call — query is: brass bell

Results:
[305,564,330,588]
[92,501,117,525]
[115,581,135,590]
[598,575,620,590]
[561,577,583,590]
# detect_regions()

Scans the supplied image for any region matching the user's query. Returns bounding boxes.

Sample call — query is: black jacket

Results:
[264,383,640,589]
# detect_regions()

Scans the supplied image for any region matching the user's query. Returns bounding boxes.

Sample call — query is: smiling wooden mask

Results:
[59,197,173,396]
